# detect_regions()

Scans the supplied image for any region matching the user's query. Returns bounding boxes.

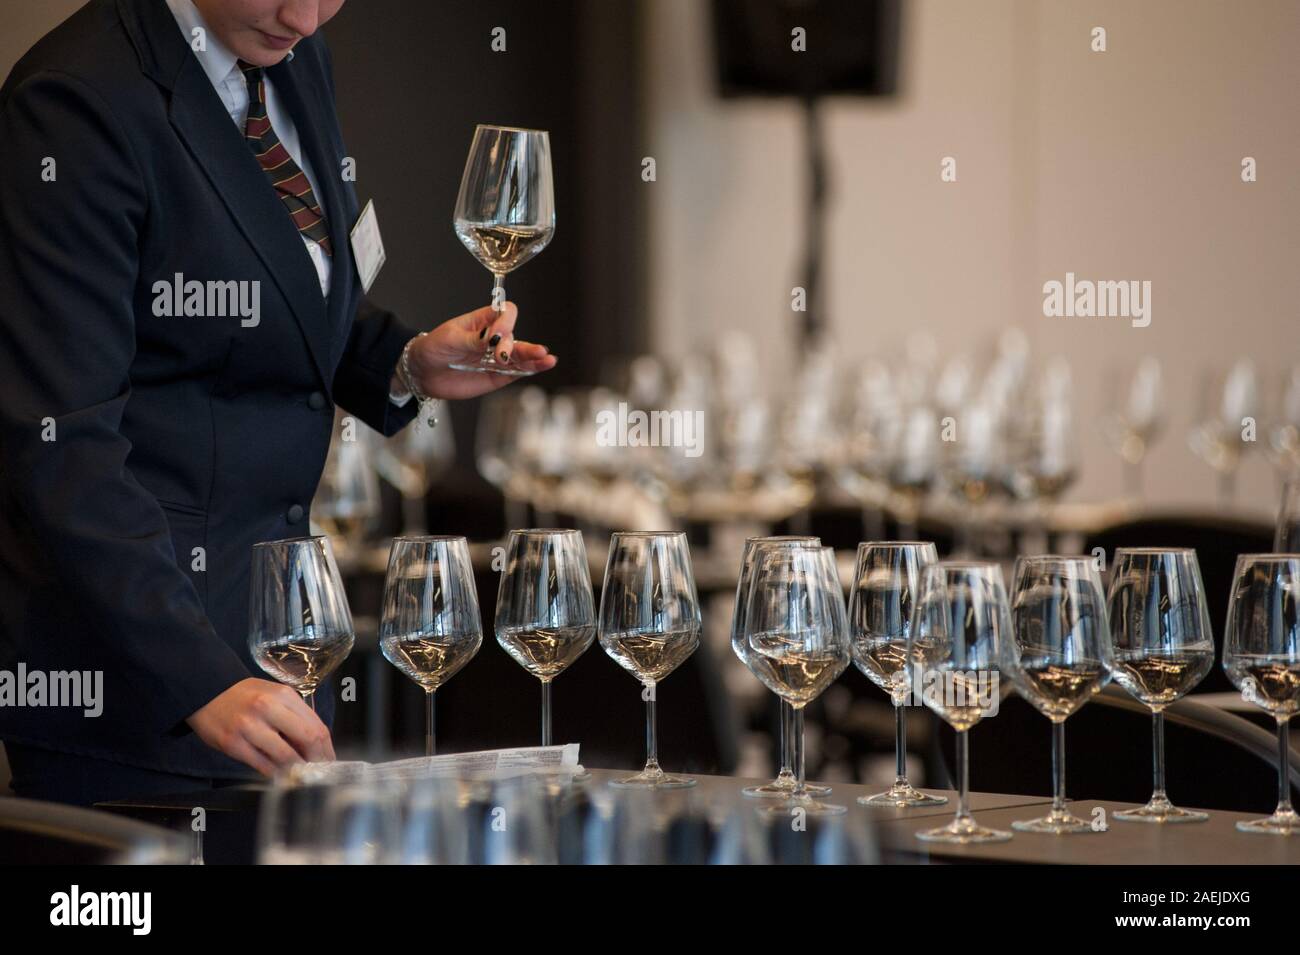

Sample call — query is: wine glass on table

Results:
[452,124,554,376]
[848,541,946,807]
[1106,548,1214,823]
[249,536,355,712]
[379,536,483,757]
[730,536,829,798]
[1223,554,1300,834]
[598,532,701,788]
[910,561,1013,843]
[1004,555,1112,834]
[495,529,596,746]
[740,545,850,816]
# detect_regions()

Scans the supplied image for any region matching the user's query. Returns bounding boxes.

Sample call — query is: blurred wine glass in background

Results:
[1275,479,1300,551]
[1188,359,1258,507]
[313,413,382,556]
[477,387,547,533]
[1266,364,1300,486]
[1102,357,1163,499]
[375,413,456,535]
[1006,360,1077,553]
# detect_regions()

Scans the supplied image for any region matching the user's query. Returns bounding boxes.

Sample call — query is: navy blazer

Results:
[0,0,418,777]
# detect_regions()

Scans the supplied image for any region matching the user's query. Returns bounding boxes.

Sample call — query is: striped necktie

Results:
[237,60,332,256]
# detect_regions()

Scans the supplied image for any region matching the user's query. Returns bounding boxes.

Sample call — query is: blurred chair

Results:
[0,796,188,864]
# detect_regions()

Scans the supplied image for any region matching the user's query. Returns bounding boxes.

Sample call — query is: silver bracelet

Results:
[399,332,438,428]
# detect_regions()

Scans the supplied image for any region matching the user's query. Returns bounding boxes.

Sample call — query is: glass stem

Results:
[644,683,660,774]
[1052,720,1067,813]
[894,701,908,785]
[1277,717,1293,816]
[541,679,552,747]
[793,703,807,799]
[779,699,792,775]
[302,689,315,713]
[1151,709,1166,801]
[425,688,436,758]
[955,729,971,823]
[491,274,506,313]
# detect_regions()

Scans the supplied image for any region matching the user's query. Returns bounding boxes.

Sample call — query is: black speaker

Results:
[712,0,902,98]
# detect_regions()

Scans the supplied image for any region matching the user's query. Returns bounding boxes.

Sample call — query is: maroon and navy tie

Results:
[238,60,332,256]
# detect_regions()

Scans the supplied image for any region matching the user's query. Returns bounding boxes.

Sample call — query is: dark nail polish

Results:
[488,334,501,347]
[479,327,487,339]
[500,350,510,363]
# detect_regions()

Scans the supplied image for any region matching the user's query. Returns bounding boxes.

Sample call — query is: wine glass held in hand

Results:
[1223,554,1300,835]
[249,536,356,712]
[910,562,1014,844]
[599,532,702,789]
[452,124,555,377]
[379,536,483,757]
[847,541,947,807]
[741,546,851,816]
[1106,548,1214,823]
[1005,555,1113,834]
[730,536,829,799]
[495,529,596,746]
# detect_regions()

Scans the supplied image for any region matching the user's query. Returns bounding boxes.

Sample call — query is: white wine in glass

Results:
[249,536,355,711]
[379,536,483,756]
[452,124,554,377]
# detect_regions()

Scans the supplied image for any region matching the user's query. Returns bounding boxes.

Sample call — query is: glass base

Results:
[859,781,948,808]
[757,796,847,818]
[449,354,534,378]
[1236,809,1299,835]
[1012,808,1097,834]
[917,816,1013,844]
[1115,796,1208,825]
[743,773,830,799]
[609,769,696,790]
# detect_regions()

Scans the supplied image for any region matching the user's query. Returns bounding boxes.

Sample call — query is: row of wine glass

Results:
[247,530,1300,840]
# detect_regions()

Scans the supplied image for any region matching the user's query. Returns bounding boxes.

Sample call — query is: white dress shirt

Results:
[165,0,331,298]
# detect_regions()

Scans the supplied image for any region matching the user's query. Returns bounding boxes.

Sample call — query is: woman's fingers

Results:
[507,341,557,373]
[242,720,303,768]
[470,301,517,348]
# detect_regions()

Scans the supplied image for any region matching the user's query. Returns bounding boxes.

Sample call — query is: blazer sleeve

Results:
[331,295,420,437]
[0,70,251,732]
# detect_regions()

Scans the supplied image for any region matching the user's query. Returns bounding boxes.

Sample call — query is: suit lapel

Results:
[271,57,355,366]
[167,55,334,387]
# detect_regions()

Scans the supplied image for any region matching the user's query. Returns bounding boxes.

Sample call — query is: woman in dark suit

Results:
[0,0,555,804]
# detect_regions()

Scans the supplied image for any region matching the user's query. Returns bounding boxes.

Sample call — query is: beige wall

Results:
[0,1,83,75]
[644,0,1300,515]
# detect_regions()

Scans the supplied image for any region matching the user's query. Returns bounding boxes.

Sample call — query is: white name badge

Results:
[349,199,386,294]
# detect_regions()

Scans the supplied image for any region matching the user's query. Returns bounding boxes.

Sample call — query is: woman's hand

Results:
[405,302,557,401]
[187,678,335,776]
